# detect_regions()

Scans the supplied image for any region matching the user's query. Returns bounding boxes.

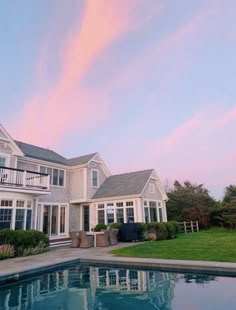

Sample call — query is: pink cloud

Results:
[10,1,163,146]
[214,105,236,129]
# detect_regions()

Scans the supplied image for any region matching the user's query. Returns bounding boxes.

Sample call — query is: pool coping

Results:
[1,245,236,285]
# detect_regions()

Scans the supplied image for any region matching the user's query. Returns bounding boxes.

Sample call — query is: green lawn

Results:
[110,228,236,262]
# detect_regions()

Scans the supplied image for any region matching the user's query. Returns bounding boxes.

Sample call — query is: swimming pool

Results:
[0,264,236,309]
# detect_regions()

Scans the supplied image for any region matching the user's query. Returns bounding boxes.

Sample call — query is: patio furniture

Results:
[96,230,110,247]
[118,223,142,242]
[69,231,80,248]
[109,229,119,245]
[79,231,94,248]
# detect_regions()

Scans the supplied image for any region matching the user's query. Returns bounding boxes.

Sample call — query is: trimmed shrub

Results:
[142,222,178,241]
[94,224,108,232]
[155,223,168,240]
[0,230,49,257]
[109,223,122,230]
[164,222,176,239]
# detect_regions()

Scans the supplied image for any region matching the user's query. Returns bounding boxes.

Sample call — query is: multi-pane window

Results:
[126,201,133,207]
[0,200,13,207]
[107,208,114,224]
[0,199,32,230]
[16,200,24,208]
[92,170,98,187]
[0,209,12,229]
[26,209,32,230]
[149,201,157,222]
[0,156,6,167]
[116,208,124,224]
[40,166,64,186]
[116,202,123,207]
[15,209,25,230]
[126,208,134,223]
[60,206,66,233]
[98,210,105,224]
[144,207,149,223]
[158,208,163,222]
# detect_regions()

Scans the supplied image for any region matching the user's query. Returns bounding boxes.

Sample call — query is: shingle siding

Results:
[87,162,107,199]
[142,179,162,200]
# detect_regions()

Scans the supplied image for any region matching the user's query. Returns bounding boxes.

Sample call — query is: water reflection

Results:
[0,265,218,310]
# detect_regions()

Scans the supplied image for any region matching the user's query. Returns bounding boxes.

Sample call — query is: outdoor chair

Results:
[96,230,110,247]
[79,231,94,248]
[69,231,80,248]
[109,229,119,245]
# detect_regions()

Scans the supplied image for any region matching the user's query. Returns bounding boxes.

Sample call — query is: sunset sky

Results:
[1,0,236,198]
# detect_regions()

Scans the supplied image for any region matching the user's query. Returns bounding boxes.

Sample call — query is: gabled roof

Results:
[67,153,97,166]
[15,140,97,166]
[15,140,68,165]
[92,169,154,199]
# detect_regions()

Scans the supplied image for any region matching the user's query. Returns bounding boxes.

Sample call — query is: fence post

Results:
[191,221,193,232]
[184,221,187,233]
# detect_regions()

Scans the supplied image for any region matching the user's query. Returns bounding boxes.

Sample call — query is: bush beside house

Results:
[0,230,49,259]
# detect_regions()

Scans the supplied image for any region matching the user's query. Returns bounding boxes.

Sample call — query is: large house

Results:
[0,123,168,242]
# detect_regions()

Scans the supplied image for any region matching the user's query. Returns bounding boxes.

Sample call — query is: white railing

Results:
[0,166,50,190]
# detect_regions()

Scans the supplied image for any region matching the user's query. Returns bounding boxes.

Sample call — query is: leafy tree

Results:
[223,185,236,204]
[167,180,217,228]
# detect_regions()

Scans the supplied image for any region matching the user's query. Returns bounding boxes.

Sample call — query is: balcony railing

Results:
[0,166,50,191]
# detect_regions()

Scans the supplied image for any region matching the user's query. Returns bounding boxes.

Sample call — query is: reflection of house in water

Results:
[90,266,177,309]
[0,266,178,309]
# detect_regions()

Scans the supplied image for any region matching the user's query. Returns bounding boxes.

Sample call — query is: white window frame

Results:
[0,198,33,230]
[39,165,65,188]
[95,199,136,225]
[143,199,163,223]
[40,203,69,238]
[0,153,10,167]
[91,169,99,188]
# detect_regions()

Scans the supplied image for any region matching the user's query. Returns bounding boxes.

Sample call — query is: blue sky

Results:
[1,0,236,198]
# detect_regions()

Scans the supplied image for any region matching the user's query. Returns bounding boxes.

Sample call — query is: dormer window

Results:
[91,169,99,187]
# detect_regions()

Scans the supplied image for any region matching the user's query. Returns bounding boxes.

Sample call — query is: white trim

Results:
[0,187,50,195]
[141,169,168,201]
[0,124,24,156]
[39,202,69,238]
[84,168,87,200]
[38,165,66,188]
[91,194,141,203]
[88,153,111,177]
[91,169,99,188]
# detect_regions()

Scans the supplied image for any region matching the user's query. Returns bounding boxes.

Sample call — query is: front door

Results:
[82,205,90,231]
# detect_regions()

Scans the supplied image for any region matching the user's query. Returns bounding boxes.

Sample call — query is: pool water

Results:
[0,264,236,309]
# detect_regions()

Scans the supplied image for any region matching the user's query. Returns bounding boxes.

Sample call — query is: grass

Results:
[110,228,236,262]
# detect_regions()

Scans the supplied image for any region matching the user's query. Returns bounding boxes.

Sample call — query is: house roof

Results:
[67,153,97,166]
[15,140,96,166]
[92,169,153,199]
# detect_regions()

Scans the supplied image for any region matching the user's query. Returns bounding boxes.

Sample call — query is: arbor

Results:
[167,180,217,228]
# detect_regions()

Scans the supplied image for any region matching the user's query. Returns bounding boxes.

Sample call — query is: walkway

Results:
[1,243,236,284]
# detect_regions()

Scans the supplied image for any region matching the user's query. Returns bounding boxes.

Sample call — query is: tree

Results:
[166,180,217,228]
[223,185,236,204]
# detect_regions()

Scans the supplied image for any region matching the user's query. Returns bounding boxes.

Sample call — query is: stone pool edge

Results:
[1,254,236,285]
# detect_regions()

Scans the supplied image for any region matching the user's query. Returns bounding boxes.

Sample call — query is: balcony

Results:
[0,166,50,194]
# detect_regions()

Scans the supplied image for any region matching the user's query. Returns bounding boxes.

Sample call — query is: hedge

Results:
[142,221,178,241]
[0,229,49,257]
